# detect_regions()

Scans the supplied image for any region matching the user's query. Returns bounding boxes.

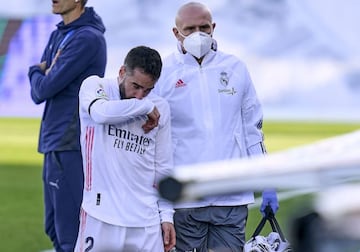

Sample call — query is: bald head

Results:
[175,2,213,28]
[175,2,212,27]
[173,2,215,39]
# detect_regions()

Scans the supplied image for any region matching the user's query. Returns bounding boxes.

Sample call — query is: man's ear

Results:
[119,65,126,78]
[172,27,181,41]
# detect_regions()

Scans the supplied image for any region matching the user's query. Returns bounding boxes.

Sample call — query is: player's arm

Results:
[154,106,176,250]
[80,76,155,124]
[90,98,155,124]
[152,99,175,216]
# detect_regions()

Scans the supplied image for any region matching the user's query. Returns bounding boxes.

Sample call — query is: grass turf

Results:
[0,118,51,251]
[0,117,359,251]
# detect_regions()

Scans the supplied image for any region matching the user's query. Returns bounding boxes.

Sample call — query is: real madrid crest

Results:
[218,71,237,95]
[219,71,229,87]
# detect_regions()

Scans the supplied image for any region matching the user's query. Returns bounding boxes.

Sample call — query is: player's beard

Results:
[118,82,126,99]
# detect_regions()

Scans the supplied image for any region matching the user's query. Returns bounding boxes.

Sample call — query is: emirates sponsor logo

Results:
[108,125,150,155]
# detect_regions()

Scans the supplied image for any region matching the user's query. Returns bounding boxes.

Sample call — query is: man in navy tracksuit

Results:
[28,0,106,251]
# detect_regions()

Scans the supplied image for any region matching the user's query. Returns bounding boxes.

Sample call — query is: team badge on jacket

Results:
[220,71,229,87]
[95,84,107,98]
[218,71,237,95]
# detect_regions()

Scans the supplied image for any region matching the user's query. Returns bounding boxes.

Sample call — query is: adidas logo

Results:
[175,79,186,88]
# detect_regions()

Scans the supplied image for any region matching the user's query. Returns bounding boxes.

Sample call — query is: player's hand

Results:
[142,106,160,133]
[161,222,176,252]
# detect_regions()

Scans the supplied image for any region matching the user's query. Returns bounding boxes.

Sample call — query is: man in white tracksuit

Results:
[75,46,176,252]
[153,2,279,252]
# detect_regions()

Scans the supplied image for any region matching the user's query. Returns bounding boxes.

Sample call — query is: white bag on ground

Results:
[244,206,292,252]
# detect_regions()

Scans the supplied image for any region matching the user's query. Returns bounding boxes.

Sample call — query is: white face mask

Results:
[179,31,213,58]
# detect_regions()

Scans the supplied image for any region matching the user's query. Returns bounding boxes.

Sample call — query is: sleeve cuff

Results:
[160,210,174,224]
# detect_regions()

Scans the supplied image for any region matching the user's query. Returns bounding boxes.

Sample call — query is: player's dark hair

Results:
[124,46,162,81]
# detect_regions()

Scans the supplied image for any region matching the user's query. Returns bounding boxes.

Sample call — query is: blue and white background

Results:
[0,0,359,121]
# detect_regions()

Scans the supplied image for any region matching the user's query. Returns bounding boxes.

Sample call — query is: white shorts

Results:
[74,209,164,252]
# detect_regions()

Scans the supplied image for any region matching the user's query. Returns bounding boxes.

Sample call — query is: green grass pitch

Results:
[0,117,359,251]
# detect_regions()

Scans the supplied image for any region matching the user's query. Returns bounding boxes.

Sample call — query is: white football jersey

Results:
[79,75,174,227]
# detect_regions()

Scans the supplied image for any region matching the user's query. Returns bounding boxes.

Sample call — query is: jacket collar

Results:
[175,46,217,67]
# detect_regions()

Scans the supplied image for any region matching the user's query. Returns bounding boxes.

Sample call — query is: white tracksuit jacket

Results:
[79,75,174,226]
[153,48,266,208]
